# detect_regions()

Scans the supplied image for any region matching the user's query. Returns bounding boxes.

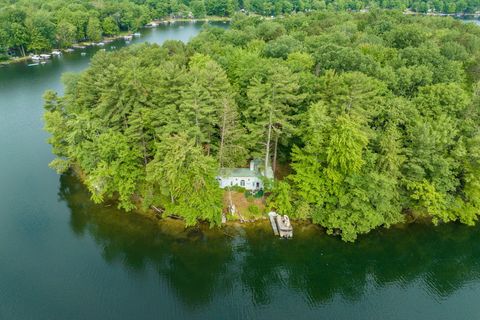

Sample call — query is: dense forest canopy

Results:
[1,0,480,59]
[44,11,480,241]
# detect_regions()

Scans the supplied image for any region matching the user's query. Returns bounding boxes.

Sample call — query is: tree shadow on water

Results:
[58,172,480,309]
[57,173,236,308]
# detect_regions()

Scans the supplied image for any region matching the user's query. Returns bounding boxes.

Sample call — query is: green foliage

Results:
[87,17,102,42]
[102,17,119,36]
[17,0,477,57]
[191,0,207,18]
[44,11,480,240]
[247,204,261,215]
[145,134,223,226]
[267,180,293,215]
[56,21,77,48]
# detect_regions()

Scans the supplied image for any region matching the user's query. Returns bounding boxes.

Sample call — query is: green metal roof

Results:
[219,168,260,178]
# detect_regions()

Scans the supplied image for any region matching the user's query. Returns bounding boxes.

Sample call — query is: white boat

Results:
[124,35,133,41]
[40,54,51,59]
[72,45,86,49]
[97,42,105,46]
[268,212,293,238]
[51,50,62,56]
[65,48,74,53]
[146,21,159,27]
[133,32,141,37]
[31,55,41,61]
[80,52,87,56]
[28,62,39,67]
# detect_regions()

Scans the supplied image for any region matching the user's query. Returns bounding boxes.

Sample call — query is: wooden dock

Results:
[268,212,293,238]
[268,212,279,235]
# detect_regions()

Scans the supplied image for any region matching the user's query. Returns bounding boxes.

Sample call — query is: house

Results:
[217,159,273,191]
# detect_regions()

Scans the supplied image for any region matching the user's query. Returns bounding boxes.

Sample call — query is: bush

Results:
[247,204,260,216]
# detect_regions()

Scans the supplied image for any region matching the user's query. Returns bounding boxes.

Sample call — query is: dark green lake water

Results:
[1,21,480,320]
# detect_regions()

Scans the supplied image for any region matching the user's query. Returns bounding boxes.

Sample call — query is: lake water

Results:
[461,18,480,26]
[2,21,480,320]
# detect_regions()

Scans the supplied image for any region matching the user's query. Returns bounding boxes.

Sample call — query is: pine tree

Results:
[245,64,302,174]
[145,134,223,226]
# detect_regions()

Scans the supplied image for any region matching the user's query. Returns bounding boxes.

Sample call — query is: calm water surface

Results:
[1,21,480,320]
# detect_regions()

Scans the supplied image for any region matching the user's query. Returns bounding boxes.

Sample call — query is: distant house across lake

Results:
[217,159,273,191]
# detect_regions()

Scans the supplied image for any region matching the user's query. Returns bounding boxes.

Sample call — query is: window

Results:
[240,180,245,187]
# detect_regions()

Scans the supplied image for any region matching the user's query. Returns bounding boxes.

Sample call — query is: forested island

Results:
[1,0,480,61]
[44,10,480,241]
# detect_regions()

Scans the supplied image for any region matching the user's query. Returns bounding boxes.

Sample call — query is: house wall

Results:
[218,176,263,191]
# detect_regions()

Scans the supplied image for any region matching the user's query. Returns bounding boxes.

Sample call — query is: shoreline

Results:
[67,151,434,241]
[2,13,477,67]
[133,201,437,241]
[0,32,130,67]
[0,17,231,67]
[151,16,231,24]
[403,10,480,17]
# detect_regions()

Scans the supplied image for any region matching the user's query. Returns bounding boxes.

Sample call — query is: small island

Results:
[44,10,480,241]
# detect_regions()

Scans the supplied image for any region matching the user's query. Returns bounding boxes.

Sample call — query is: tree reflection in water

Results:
[58,172,480,310]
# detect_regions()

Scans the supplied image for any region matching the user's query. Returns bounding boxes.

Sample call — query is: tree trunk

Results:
[206,133,211,156]
[228,186,233,208]
[273,132,278,177]
[194,101,200,147]
[265,105,273,176]
[142,134,148,166]
[265,85,276,177]
[219,100,228,168]
[140,112,148,166]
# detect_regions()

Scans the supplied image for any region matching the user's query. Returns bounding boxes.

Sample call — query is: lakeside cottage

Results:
[217,159,274,191]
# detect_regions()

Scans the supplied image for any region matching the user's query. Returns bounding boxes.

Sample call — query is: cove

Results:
[2,20,480,320]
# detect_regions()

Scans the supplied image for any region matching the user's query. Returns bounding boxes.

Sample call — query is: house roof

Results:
[219,168,260,178]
